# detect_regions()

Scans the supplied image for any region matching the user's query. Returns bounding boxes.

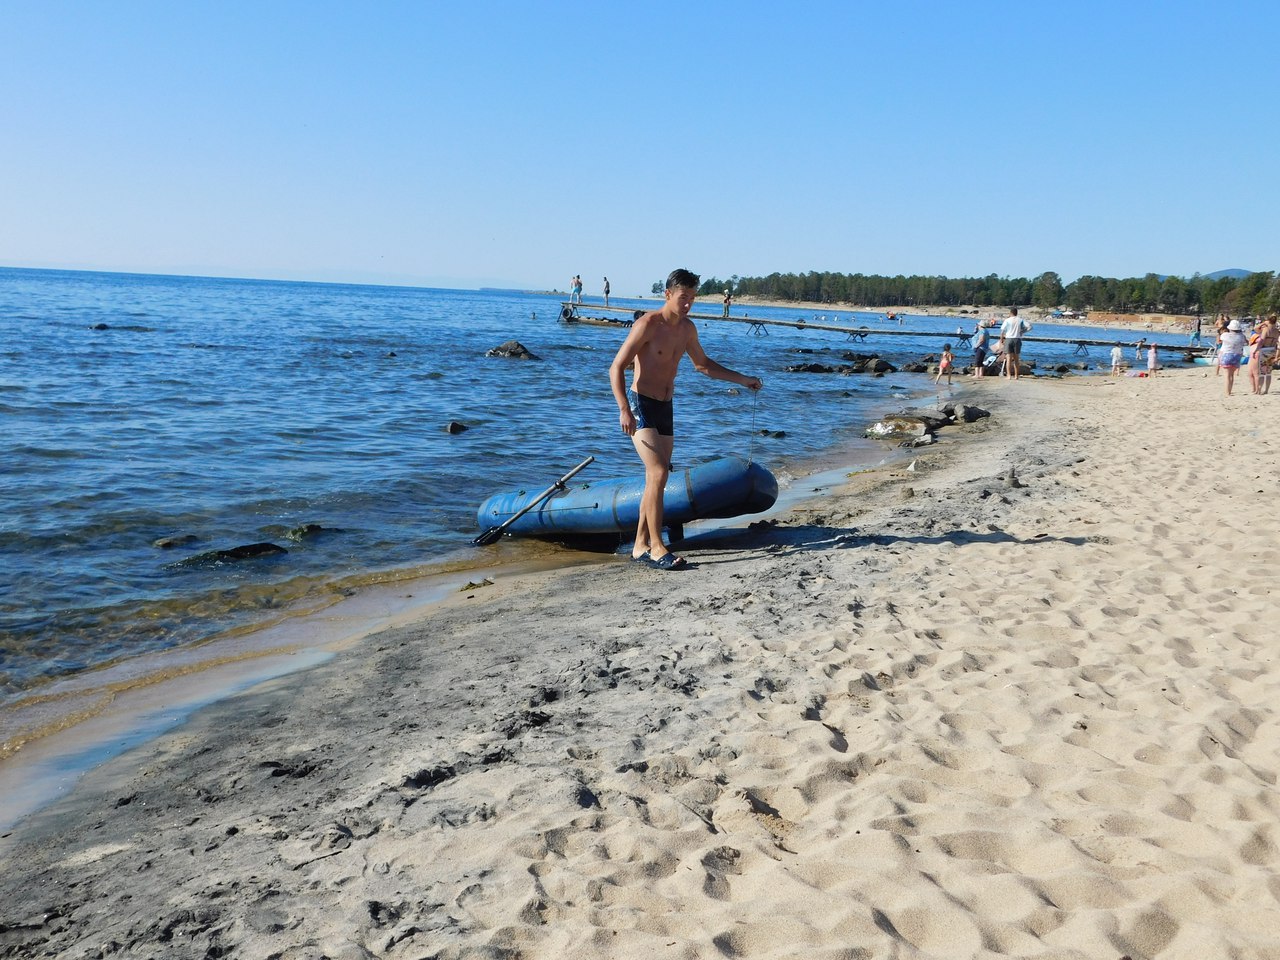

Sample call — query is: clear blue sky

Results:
[3,1,1276,296]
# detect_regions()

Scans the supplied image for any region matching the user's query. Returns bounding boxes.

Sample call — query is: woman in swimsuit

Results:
[1250,314,1279,395]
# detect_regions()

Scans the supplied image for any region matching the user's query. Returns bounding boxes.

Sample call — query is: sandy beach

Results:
[3,367,1279,959]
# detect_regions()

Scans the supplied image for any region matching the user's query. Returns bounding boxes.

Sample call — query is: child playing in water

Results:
[934,344,954,386]
[1147,342,1158,376]
[1110,344,1123,375]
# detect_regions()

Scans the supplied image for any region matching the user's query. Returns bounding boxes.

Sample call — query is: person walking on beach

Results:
[603,277,610,307]
[610,268,763,570]
[1110,343,1124,376]
[1215,314,1230,376]
[934,343,955,387]
[971,321,990,378]
[999,307,1029,379]
[1147,342,1159,377]
[1218,319,1247,396]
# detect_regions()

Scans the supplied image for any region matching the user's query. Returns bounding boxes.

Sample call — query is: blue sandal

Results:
[645,553,688,570]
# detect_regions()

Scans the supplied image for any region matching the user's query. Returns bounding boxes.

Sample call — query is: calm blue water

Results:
[0,268,1197,700]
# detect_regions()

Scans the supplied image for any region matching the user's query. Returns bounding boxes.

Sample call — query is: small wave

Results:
[179,341,251,351]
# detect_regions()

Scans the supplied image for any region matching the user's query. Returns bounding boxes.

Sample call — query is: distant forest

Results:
[664,270,1280,317]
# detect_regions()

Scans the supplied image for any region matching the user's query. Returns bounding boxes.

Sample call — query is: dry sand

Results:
[2,369,1279,959]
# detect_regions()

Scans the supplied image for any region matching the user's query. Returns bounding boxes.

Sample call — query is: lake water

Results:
[0,268,1197,704]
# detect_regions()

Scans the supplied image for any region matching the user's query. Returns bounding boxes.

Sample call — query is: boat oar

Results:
[472,456,595,546]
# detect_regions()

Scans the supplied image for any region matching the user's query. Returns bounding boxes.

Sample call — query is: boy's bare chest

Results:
[643,324,687,359]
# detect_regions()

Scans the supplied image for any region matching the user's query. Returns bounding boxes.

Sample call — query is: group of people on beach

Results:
[951,307,1031,384]
[1213,313,1278,396]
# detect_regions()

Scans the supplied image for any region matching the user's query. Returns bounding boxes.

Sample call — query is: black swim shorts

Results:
[628,390,674,436]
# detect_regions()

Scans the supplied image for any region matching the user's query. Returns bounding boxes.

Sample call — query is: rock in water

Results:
[178,542,288,567]
[286,524,328,541]
[445,421,469,434]
[486,340,540,360]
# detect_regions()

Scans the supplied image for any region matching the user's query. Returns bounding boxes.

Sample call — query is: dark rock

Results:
[785,362,838,374]
[90,323,109,330]
[218,542,287,560]
[178,542,288,566]
[486,340,540,360]
[854,357,895,374]
[901,410,951,431]
[286,524,329,541]
[956,404,991,422]
[900,362,930,374]
[445,421,469,434]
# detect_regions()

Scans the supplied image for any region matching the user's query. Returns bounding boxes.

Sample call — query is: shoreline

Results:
[0,418,924,837]
[5,370,1279,958]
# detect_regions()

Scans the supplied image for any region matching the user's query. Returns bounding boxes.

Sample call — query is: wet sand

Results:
[2,369,1278,959]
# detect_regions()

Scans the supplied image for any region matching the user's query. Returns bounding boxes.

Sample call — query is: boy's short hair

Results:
[666,268,700,291]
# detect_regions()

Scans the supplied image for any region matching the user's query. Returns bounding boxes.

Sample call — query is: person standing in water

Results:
[603,276,611,306]
[609,268,763,570]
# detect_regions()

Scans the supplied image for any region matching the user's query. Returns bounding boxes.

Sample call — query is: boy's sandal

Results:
[645,553,688,571]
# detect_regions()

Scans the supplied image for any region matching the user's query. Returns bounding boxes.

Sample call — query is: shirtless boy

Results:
[609,268,763,570]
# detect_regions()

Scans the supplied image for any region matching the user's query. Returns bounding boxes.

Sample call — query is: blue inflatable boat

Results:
[475,455,778,540]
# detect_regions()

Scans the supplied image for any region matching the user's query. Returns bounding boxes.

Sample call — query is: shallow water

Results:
[0,268,1195,700]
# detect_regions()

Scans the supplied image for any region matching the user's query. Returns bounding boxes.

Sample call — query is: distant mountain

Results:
[1205,268,1255,280]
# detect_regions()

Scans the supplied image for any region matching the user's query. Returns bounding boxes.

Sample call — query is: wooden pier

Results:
[558,303,1211,358]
